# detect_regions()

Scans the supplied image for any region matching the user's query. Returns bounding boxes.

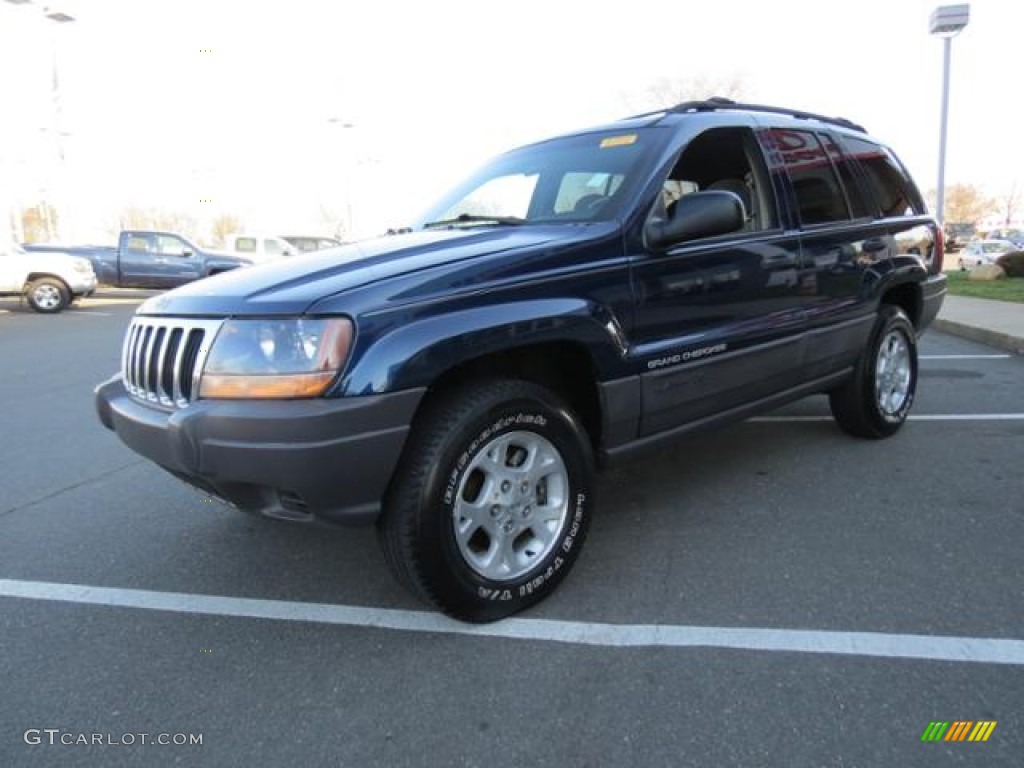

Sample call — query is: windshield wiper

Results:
[422,213,527,230]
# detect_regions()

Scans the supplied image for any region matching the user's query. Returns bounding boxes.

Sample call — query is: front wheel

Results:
[829,305,917,438]
[378,379,594,622]
[26,278,70,313]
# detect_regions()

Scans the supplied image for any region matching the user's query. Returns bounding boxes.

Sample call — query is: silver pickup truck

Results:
[0,243,97,312]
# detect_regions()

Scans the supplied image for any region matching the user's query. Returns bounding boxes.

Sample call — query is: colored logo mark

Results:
[921,721,996,742]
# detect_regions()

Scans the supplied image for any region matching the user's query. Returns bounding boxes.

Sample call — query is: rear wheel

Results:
[378,379,594,622]
[26,278,70,313]
[830,305,917,438]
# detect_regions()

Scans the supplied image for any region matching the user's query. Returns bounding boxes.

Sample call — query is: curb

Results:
[933,318,1024,355]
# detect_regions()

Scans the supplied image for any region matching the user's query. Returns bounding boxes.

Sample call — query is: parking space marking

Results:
[2,579,1023,665]
[753,413,1024,423]
[920,354,1012,360]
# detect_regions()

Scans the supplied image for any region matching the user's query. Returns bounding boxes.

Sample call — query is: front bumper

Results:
[95,376,424,524]
[70,273,98,295]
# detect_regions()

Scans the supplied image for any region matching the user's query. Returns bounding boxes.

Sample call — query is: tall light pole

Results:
[326,118,356,238]
[929,4,970,227]
[1,0,75,243]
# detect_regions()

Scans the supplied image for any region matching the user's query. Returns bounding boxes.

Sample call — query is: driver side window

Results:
[657,127,777,233]
[156,235,188,256]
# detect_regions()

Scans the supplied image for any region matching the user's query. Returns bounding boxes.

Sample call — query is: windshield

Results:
[983,241,1013,253]
[415,127,667,229]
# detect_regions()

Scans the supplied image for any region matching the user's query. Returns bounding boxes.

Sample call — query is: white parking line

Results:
[753,414,1024,423]
[2,579,1022,665]
[920,354,1011,360]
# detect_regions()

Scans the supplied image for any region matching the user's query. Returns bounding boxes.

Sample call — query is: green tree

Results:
[928,183,996,225]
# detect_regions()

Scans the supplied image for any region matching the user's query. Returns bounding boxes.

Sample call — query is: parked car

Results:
[984,229,1024,248]
[957,239,1017,269]
[0,242,96,312]
[96,98,945,622]
[280,235,345,253]
[224,234,299,263]
[943,221,976,252]
[26,231,251,288]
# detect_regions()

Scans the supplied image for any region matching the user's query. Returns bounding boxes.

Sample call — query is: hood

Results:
[138,228,567,316]
[204,248,253,264]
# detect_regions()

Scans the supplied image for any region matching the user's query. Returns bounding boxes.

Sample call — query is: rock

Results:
[968,264,1006,281]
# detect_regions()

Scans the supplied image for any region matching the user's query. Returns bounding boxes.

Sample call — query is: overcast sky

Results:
[1,0,1020,240]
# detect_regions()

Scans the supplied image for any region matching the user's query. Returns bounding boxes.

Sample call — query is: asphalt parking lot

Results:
[1,291,1021,767]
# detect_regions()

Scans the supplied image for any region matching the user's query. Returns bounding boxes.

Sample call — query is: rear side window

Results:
[765,129,850,225]
[234,237,258,253]
[820,134,874,219]
[126,235,152,252]
[840,136,922,217]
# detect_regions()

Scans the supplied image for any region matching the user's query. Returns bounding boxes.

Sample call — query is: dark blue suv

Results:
[95,99,946,621]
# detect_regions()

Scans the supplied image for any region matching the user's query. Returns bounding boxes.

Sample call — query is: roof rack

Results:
[652,97,867,133]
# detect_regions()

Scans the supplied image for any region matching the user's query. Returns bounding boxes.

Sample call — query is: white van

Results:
[225,234,299,264]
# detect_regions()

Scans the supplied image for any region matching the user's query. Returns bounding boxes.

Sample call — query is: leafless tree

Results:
[118,207,200,240]
[21,202,59,244]
[621,73,749,113]
[997,181,1019,227]
[210,214,244,247]
[317,202,349,241]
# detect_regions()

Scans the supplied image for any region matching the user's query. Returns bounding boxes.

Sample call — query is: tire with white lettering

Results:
[378,379,594,622]
[829,305,917,438]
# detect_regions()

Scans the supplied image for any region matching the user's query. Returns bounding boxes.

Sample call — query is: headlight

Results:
[73,259,92,273]
[199,317,353,399]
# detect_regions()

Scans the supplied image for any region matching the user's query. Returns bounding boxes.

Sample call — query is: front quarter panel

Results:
[335,298,628,395]
[202,258,247,275]
[305,224,633,396]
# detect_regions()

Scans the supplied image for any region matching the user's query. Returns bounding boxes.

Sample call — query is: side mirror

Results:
[646,190,744,250]
[181,250,193,258]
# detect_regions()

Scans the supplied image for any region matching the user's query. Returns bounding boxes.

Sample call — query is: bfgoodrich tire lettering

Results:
[829,305,917,438]
[378,379,594,622]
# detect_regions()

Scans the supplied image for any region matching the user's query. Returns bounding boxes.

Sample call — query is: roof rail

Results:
[660,97,867,133]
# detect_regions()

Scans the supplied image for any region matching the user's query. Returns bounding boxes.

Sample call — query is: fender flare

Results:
[337,298,627,395]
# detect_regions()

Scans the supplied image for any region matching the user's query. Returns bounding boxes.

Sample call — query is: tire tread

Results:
[378,378,590,621]
[829,305,916,439]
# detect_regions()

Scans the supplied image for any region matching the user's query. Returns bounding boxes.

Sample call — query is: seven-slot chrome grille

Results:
[121,317,224,408]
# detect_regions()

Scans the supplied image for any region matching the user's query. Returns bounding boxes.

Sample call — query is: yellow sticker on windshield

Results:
[600,134,637,148]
